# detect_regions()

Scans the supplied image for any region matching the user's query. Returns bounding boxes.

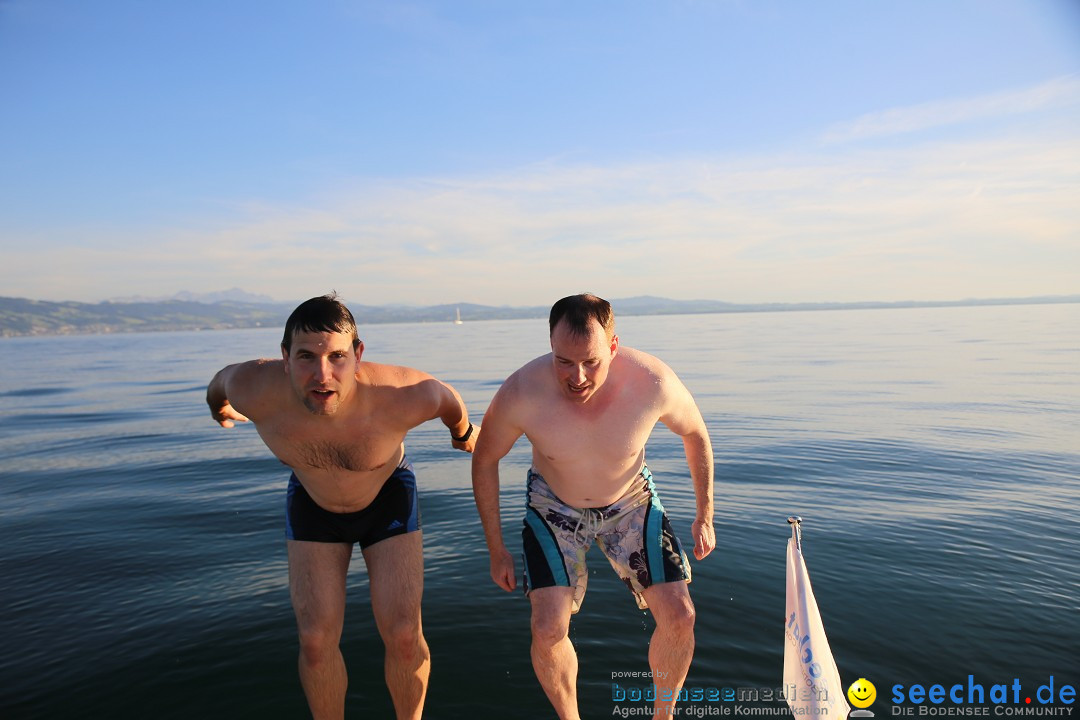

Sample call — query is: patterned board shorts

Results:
[521,464,691,613]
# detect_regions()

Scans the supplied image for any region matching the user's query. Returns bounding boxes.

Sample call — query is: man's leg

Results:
[363,531,429,720]
[529,586,580,720]
[641,582,696,716]
[288,539,354,720]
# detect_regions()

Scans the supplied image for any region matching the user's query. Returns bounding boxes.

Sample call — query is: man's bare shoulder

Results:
[229,358,286,387]
[498,354,553,399]
[617,346,699,424]
[359,361,434,389]
[615,346,674,380]
[359,361,446,415]
[614,346,688,400]
[224,359,287,416]
[358,361,451,427]
[483,355,551,434]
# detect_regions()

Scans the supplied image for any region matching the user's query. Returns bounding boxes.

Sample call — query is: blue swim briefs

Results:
[285,456,420,547]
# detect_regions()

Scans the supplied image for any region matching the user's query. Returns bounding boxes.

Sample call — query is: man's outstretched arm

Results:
[471,383,524,592]
[206,359,279,428]
[660,372,715,561]
[681,426,715,560]
[206,363,251,428]
[433,378,480,453]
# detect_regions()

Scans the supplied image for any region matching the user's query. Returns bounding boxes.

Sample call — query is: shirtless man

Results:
[206,294,478,720]
[472,293,715,719]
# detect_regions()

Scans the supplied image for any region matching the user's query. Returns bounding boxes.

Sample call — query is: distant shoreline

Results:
[2,294,1077,339]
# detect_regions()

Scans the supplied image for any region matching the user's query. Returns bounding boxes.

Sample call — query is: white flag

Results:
[784,532,851,719]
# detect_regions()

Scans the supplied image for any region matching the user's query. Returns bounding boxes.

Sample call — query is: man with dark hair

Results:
[280,293,361,354]
[206,293,478,720]
[547,292,615,339]
[472,293,714,720]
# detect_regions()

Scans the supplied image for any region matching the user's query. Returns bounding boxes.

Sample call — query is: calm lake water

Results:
[2,304,1078,718]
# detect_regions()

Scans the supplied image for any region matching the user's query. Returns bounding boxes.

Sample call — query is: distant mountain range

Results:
[105,287,278,305]
[1,293,1077,338]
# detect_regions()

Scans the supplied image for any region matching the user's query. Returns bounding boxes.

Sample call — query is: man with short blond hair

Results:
[472,293,715,719]
[207,293,478,720]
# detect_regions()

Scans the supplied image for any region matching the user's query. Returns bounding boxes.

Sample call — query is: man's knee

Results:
[381,616,427,660]
[297,625,341,666]
[530,606,571,646]
[653,586,696,636]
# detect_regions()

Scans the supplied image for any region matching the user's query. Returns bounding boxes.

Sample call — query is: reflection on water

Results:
[1,304,1078,717]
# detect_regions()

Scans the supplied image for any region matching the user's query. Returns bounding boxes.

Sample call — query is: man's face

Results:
[281,330,362,415]
[550,318,618,403]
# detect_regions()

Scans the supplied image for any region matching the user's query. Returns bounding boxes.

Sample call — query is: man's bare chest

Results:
[255,421,401,473]
[525,403,658,461]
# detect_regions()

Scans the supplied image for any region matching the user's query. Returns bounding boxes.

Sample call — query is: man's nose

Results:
[314,359,332,381]
[571,365,586,383]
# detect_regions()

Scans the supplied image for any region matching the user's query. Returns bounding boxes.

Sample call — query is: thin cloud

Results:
[169,131,1080,304]
[4,119,1077,305]
[822,75,1080,144]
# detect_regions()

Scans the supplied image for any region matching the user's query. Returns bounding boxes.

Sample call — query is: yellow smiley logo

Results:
[847,678,876,708]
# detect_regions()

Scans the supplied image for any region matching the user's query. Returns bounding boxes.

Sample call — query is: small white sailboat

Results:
[453,307,463,325]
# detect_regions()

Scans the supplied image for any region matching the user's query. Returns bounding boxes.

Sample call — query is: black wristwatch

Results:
[452,423,474,443]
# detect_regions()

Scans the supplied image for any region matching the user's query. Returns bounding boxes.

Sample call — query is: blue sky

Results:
[1,0,1078,306]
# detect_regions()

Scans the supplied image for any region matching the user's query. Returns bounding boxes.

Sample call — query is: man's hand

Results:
[451,423,480,453]
[489,547,516,592]
[212,402,250,429]
[691,518,715,561]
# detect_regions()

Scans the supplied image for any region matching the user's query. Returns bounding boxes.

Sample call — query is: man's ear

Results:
[355,340,365,363]
[609,334,619,357]
[281,344,290,371]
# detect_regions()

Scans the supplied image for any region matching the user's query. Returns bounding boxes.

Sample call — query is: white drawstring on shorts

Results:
[573,508,604,545]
